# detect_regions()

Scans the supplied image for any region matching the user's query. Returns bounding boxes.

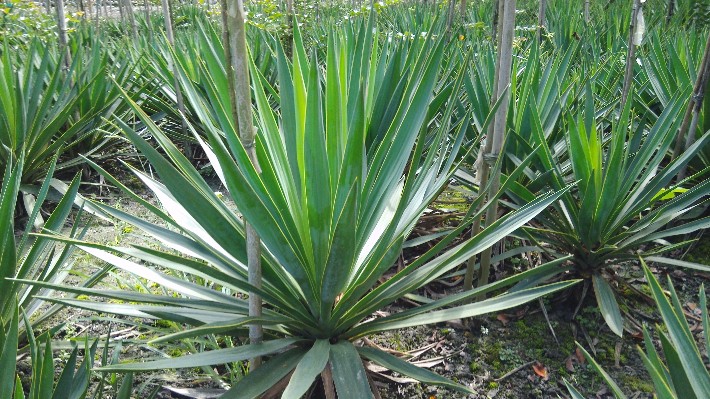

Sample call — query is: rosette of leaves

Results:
[0,39,132,189]
[28,22,576,398]
[509,84,710,336]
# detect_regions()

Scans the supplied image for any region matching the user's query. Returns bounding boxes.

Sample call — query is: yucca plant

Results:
[0,298,137,399]
[0,301,98,399]
[0,38,130,190]
[566,259,710,398]
[509,85,710,336]
[27,19,577,397]
[0,154,110,334]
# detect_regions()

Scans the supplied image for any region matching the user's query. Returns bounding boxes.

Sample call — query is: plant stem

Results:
[322,364,337,399]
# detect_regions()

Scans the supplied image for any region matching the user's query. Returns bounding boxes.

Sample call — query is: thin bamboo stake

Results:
[95,0,101,29]
[674,32,710,180]
[55,0,71,70]
[491,0,501,42]
[537,0,547,43]
[285,0,294,56]
[224,0,264,370]
[161,0,188,141]
[144,0,152,40]
[446,0,456,33]
[463,0,514,294]
[123,0,139,38]
[476,0,515,294]
[666,0,674,24]
[584,0,590,23]
[620,0,642,109]
[117,0,125,23]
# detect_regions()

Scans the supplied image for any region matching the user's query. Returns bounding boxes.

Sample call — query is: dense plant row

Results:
[0,0,708,397]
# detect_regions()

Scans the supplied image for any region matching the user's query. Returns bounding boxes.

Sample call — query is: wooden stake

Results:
[55,0,71,70]
[463,0,515,294]
[537,0,547,43]
[674,32,710,180]
[223,0,264,370]
[620,0,642,109]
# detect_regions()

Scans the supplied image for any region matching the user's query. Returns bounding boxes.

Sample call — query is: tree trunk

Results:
[584,0,591,23]
[459,0,467,23]
[223,0,264,370]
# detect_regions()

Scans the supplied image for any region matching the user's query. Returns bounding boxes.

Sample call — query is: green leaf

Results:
[282,340,330,399]
[348,281,578,338]
[116,374,133,399]
[593,274,623,336]
[0,303,18,399]
[642,260,710,396]
[563,378,586,399]
[221,348,306,399]
[97,338,301,372]
[358,347,473,393]
[659,332,697,399]
[575,343,628,399]
[330,341,374,399]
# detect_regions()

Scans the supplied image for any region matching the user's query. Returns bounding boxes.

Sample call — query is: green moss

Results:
[167,348,186,357]
[155,319,174,328]
[686,240,710,264]
[620,374,654,393]
[487,381,499,390]
[491,360,502,371]
[469,361,482,373]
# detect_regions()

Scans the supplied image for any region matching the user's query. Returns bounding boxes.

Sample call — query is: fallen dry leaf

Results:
[532,361,549,380]
[496,314,510,326]
[575,347,586,364]
[565,356,575,373]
